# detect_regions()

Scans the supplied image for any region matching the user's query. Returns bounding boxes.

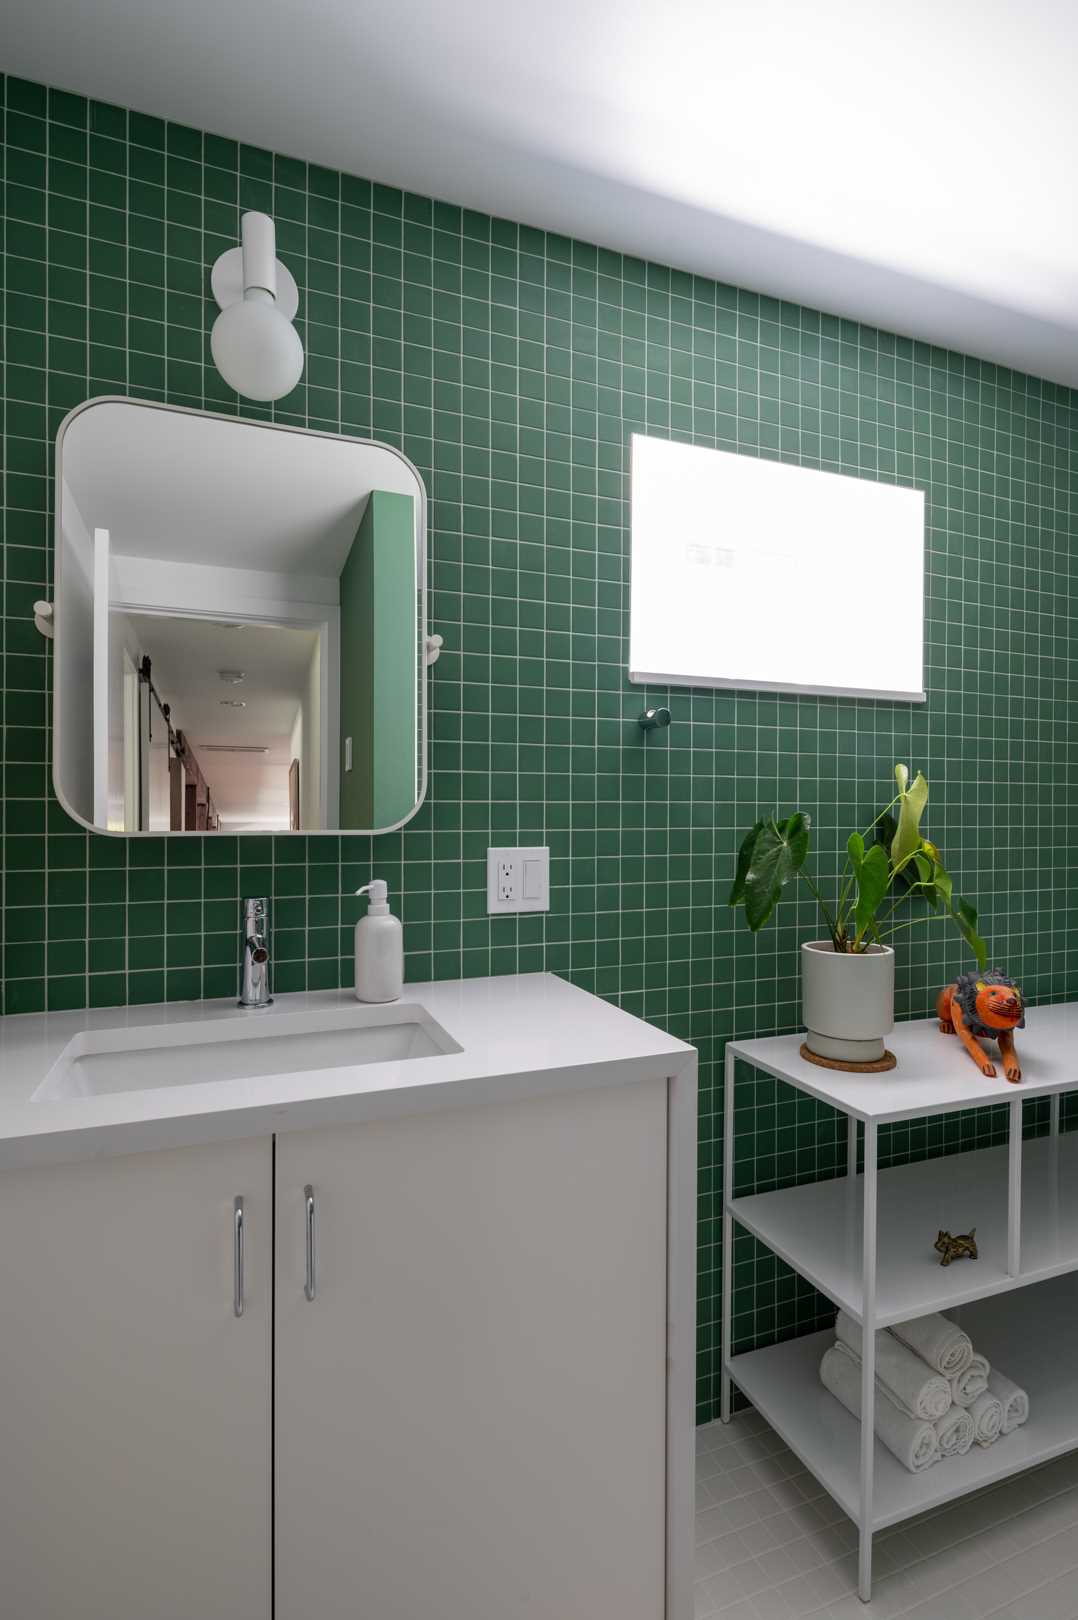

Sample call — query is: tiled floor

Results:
[696,1412,1078,1620]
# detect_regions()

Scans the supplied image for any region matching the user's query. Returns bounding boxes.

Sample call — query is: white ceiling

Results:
[62,401,420,576]
[7,0,1078,384]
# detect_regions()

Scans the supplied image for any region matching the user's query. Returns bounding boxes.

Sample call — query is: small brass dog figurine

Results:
[935,1229,978,1266]
[937,969,1024,1083]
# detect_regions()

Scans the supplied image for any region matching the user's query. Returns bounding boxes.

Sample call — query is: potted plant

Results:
[729,764,987,1063]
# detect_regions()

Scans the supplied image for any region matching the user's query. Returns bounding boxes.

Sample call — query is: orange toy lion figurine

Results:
[937,970,1024,1083]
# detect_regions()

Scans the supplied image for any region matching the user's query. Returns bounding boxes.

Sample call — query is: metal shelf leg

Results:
[720,1045,735,1423]
[1007,1096,1023,1277]
[858,1118,878,1603]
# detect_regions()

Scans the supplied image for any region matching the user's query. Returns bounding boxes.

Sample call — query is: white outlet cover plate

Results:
[487,846,549,913]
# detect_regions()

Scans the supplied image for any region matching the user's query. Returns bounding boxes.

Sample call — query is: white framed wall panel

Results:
[629,435,925,701]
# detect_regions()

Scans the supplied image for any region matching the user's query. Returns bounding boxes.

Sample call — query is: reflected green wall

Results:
[339,490,417,828]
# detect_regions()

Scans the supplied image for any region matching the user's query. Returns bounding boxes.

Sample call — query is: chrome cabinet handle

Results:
[233,1197,245,1318]
[304,1185,316,1302]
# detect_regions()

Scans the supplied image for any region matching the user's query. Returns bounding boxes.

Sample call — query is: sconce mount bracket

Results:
[211,249,300,322]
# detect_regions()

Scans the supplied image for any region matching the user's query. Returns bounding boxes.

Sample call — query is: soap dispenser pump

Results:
[354,879,403,1003]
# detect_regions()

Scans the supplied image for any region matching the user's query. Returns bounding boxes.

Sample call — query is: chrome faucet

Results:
[239,897,273,1008]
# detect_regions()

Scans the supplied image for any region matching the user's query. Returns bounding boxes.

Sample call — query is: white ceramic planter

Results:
[801,941,895,1062]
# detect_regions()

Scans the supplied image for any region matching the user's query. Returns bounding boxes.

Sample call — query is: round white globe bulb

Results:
[210,292,304,402]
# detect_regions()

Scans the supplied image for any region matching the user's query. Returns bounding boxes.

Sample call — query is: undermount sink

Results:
[32,1003,462,1102]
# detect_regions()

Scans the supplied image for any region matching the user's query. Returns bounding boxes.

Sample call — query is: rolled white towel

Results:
[988,1368,1029,1434]
[836,1311,952,1420]
[968,1390,1004,1447]
[935,1404,975,1457]
[951,1352,990,1408]
[890,1312,973,1377]
[820,1342,939,1474]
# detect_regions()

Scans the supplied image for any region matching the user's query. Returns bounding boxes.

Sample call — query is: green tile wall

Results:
[3,74,1077,1422]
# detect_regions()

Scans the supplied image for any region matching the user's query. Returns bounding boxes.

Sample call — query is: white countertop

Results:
[730,1001,1078,1121]
[0,973,694,1168]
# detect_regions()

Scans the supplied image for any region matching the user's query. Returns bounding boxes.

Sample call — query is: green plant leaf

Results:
[728,819,764,907]
[742,813,811,932]
[874,810,903,875]
[931,860,953,907]
[952,896,988,971]
[847,831,865,866]
[894,763,909,793]
[854,842,890,939]
[909,851,943,908]
[891,770,929,868]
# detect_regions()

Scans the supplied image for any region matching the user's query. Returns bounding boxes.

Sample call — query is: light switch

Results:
[487,846,549,913]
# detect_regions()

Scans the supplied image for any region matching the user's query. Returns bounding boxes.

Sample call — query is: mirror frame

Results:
[53,396,429,838]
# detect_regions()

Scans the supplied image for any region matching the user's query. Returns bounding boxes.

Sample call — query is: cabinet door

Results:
[0,1137,272,1620]
[276,1079,668,1620]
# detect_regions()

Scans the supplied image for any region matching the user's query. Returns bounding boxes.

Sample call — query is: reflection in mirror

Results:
[54,400,427,835]
[109,616,323,832]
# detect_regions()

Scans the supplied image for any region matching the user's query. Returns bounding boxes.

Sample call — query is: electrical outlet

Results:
[487,847,549,913]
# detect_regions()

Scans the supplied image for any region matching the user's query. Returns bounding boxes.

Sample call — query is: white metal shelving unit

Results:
[721,1002,1078,1602]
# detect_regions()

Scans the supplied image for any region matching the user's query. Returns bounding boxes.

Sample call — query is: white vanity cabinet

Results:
[274,1079,669,1620]
[0,975,697,1620]
[0,1137,273,1620]
[0,1088,671,1620]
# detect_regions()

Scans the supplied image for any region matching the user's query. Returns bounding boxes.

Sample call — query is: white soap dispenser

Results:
[354,879,403,1003]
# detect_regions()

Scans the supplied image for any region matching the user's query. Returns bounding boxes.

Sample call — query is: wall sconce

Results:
[210,212,304,402]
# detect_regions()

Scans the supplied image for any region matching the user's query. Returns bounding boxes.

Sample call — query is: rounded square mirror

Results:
[53,399,427,836]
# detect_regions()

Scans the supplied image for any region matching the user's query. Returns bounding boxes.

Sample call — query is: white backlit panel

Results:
[630,435,925,701]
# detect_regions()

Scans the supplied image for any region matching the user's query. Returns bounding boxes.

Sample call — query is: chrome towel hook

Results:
[638,707,671,732]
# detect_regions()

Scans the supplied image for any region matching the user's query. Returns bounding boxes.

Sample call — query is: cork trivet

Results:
[799,1043,897,1074]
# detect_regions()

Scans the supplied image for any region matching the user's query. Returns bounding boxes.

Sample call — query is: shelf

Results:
[725,1274,1078,1531]
[729,1132,1078,1325]
[729,1003,1078,1122]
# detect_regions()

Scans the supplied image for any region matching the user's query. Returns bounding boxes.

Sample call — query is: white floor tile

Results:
[984,1567,1078,1620]
[747,1591,802,1620]
[695,1415,1078,1620]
